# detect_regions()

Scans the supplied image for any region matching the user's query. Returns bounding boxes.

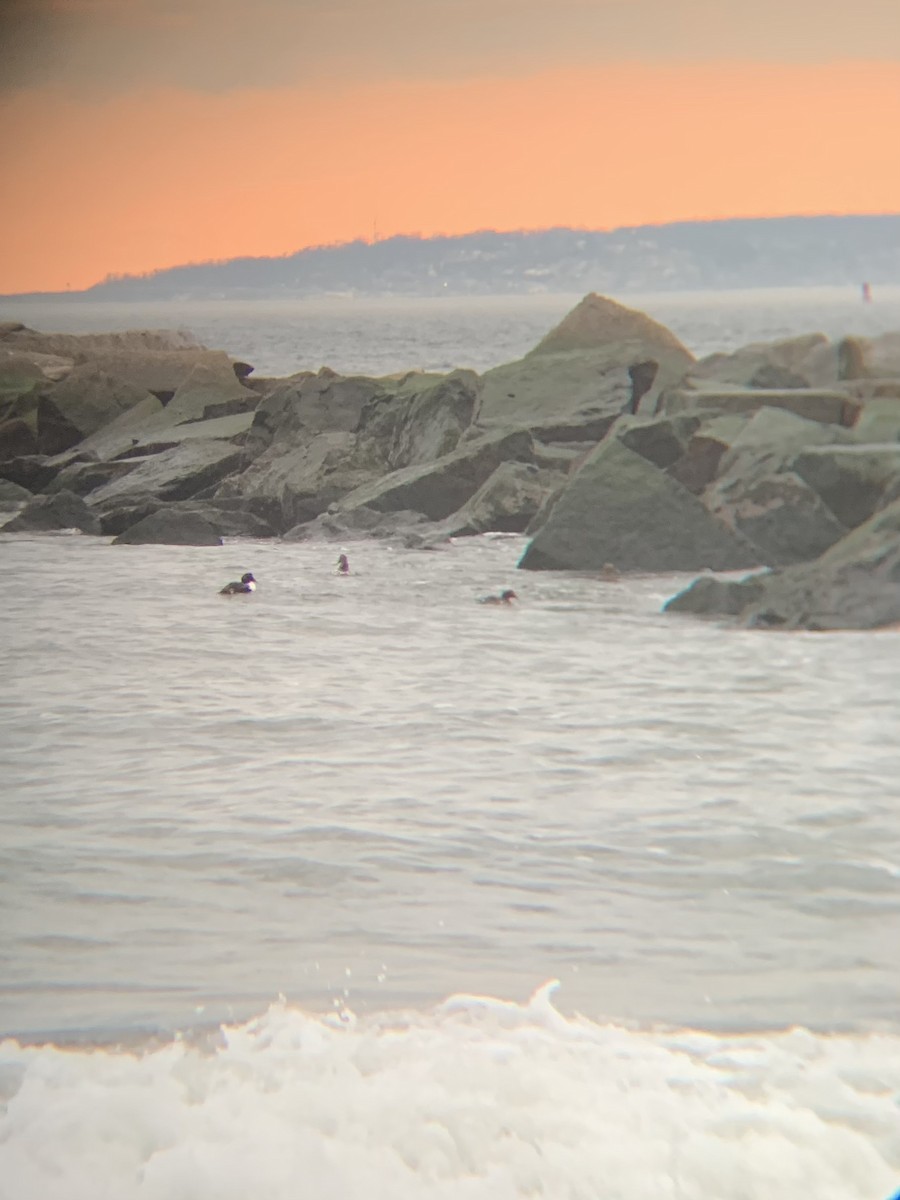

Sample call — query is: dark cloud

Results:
[1,0,898,96]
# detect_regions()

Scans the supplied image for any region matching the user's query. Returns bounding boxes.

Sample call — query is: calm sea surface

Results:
[1,290,899,1200]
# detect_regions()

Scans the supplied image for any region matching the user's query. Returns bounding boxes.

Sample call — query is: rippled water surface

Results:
[2,533,899,1042]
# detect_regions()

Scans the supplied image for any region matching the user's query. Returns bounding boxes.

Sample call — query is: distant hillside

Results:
[10,216,900,301]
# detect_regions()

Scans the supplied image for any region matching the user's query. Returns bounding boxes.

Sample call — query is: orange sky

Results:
[1,60,899,293]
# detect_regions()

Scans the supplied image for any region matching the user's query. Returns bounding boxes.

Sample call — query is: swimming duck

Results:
[599,563,620,582]
[336,553,350,575]
[479,589,518,605]
[220,572,256,595]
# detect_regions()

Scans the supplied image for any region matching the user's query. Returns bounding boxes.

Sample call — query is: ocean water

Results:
[3,284,900,377]
[2,290,900,1199]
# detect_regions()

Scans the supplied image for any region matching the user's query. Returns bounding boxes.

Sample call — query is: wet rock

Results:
[664,573,769,616]
[518,436,759,573]
[112,508,223,546]
[0,479,32,509]
[2,489,101,534]
[283,506,431,542]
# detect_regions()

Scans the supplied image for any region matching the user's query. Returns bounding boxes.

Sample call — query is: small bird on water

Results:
[336,553,350,575]
[220,572,256,595]
[479,589,518,605]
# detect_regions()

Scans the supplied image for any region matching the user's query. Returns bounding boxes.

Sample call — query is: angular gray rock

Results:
[112,508,223,546]
[664,573,769,616]
[87,440,247,508]
[428,461,565,538]
[471,293,694,437]
[518,436,760,572]
[2,489,101,534]
[0,479,32,508]
[35,365,155,455]
[791,444,900,530]
[334,430,535,521]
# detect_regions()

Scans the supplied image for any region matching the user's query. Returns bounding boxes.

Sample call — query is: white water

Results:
[2,290,900,1198]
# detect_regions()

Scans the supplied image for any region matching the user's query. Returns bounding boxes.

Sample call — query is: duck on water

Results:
[220,572,256,595]
[479,589,518,605]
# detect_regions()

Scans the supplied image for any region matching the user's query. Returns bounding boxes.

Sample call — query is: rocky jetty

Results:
[4,298,900,629]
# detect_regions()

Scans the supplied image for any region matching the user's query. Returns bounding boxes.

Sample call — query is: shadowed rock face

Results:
[2,489,101,535]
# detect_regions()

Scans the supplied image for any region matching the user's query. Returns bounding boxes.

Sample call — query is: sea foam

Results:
[0,983,897,1200]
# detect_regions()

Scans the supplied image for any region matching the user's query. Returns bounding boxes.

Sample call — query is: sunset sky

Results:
[1,0,898,293]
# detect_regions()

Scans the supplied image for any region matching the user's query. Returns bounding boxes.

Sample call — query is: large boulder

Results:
[244,368,388,454]
[112,508,223,546]
[470,293,694,438]
[838,332,900,381]
[664,499,900,631]
[742,500,900,630]
[87,439,247,509]
[0,479,32,509]
[34,365,155,455]
[357,371,479,468]
[664,573,770,617]
[334,430,535,521]
[616,414,702,470]
[219,371,482,532]
[216,430,377,531]
[518,436,760,573]
[428,461,565,538]
[283,506,431,543]
[45,458,139,498]
[163,355,259,422]
[65,395,166,462]
[700,408,852,564]
[708,471,848,566]
[2,489,101,534]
